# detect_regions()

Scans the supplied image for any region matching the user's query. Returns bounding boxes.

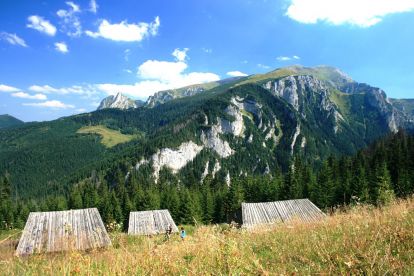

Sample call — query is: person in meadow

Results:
[180,227,186,240]
[165,224,172,240]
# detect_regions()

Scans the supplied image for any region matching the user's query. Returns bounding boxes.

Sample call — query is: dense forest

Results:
[1,130,413,230]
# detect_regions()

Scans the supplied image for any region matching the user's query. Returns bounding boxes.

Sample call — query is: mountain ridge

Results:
[1,65,414,198]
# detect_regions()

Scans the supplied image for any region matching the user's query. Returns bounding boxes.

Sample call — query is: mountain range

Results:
[1,65,413,198]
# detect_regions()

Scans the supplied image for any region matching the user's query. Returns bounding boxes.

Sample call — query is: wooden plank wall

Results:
[128,210,178,235]
[242,199,325,228]
[15,208,111,256]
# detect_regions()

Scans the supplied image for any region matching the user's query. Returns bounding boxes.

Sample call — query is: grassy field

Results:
[0,199,413,275]
[77,125,135,148]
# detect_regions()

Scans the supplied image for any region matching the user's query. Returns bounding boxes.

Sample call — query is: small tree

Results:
[375,163,395,206]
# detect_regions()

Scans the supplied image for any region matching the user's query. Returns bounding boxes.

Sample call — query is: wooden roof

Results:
[15,208,111,256]
[241,199,325,228]
[128,210,178,235]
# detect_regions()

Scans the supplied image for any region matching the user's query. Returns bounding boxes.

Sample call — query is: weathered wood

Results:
[128,209,178,235]
[242,199,325,228]
[15,208,111,256]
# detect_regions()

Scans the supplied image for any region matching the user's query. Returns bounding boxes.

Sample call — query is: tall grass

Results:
[1,198,413,275]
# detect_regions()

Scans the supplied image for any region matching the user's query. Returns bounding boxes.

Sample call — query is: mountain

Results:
[146,77,244,107]
[97,92,145,110]
[1,65,414,198]
[390,98,414,120]
[0,114,23,129]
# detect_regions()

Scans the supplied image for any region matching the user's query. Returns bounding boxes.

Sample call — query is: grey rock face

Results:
[264,75,327,111]
[344,83,409,132]
[97,92,139,110]
[146,87,205,107]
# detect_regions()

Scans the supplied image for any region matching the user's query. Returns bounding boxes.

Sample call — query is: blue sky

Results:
[1,0,414,122]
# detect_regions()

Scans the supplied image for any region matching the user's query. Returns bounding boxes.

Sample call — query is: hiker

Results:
[180,227,186,240]
[165,224,173,240]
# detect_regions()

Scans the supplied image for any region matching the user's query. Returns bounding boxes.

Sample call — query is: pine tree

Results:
[69,188,83,209]
[161,186,180,222]
[201,187,215,224]
[224,181,244,222]
[179,189,202,225]
[374,162,395,206]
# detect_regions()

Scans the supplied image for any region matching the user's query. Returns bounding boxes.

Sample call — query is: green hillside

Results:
[0,114,23,129]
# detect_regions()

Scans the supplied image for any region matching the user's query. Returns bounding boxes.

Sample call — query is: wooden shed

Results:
[128,210,178,235]
[241,199,325,228]
[15,208,111,256]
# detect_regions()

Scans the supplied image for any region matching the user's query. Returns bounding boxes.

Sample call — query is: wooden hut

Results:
[15,208,111,256]
[241,199,325,228]
[128,210,178,235]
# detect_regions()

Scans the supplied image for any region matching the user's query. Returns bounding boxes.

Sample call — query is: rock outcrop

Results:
[149,141,204,182]
[97,92,143,110]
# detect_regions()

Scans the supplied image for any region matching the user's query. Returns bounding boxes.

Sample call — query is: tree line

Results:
[1,130,413,230]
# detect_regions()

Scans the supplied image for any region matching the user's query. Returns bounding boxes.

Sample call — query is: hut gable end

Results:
[15,208,111,256]
[128,210,178,235]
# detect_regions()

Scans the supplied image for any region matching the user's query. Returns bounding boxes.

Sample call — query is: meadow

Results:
[0,198,413,275]
[77,125,135,148]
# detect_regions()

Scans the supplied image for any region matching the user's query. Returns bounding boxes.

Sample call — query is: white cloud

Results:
[96,48,219,99]
[257,64,271,69]
[277,56,291,61]
[0,32,28,47]
[227,71,248,77]
[29,84,99,98]
[11,92,47,100]
[57,2,82,37]
[55,42,69,53]
[286,0,414,27]
[0,84,20,92]
[27,15,57,36]
[277,55,300,61]
[89,0,98,13]
[138,60,188,81]
[85,16,160,42]
[23,100,74,109]
[172,48,189,62]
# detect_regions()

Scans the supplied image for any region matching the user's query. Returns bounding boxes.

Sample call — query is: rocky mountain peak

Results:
[97,92,144,110]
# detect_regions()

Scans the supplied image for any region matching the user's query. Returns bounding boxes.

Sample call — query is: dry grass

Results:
[1,199,414,275]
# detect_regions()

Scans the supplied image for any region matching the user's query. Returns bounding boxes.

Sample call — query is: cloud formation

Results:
[172,48,189,62]
[227,71,248,77]
[27,15,57,36]
[277,55,300,61]
[55,42,69,53]
[23,100,74,109]
[85,16,160,42]
[57,1,82,37]
[89,0,98,13]
[97,48,220,99]
[11,92,47,100]
[0,84,20,92]
[286,0,414,27]
[0,32,28,47]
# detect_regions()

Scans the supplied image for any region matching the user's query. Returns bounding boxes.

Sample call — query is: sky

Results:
[1,0,414,122]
